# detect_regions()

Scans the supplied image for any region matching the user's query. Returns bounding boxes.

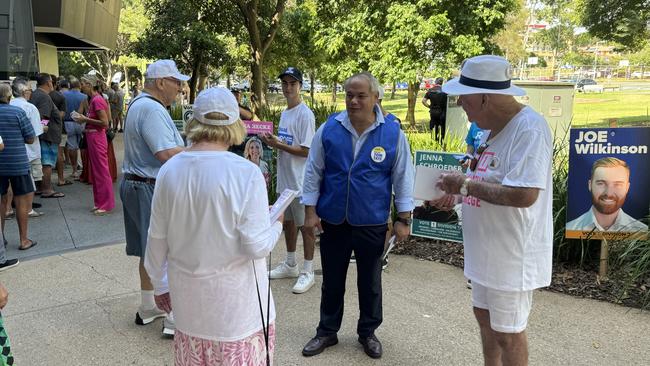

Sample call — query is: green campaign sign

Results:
[411,151,464,243]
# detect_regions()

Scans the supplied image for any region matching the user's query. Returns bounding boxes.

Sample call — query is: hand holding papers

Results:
[413,165,446,201]
[382,236,396,261]
[269,189,299,223]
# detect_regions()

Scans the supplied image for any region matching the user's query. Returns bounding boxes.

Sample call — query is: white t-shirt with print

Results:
[462,106,553,291]
[276,102,315,194]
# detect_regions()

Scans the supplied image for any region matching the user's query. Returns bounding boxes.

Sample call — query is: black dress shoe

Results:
[358,334,382,358]
[302,334,338,357]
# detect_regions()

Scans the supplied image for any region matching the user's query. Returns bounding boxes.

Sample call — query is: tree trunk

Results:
[310,75,315,104]
[250,53,266,117]
[123,64,129,97]
[331,82,337,103]
[406,81,418,127]
[390,80,396,100]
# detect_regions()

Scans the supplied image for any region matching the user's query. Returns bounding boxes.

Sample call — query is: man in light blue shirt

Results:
[120,60,188,337]
[301,72,414,359]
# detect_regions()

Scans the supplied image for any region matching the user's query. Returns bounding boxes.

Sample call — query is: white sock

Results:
[303,260,313,273]
[141,290,156,310]
[286,252,297,267]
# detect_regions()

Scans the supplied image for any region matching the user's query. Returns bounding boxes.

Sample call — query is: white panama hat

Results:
[442,55,525,96]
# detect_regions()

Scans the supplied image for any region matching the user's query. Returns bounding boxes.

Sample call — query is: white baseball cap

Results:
[193,87,240,126]
[145,60,190,81]
[442,55,525,96]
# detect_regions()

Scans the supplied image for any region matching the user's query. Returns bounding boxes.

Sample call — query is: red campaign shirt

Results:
[87,94,108,131]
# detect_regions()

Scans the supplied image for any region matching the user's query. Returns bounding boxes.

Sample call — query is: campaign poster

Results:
[230,120,274,190]
[566,127,650,240]
[411,151,464,243]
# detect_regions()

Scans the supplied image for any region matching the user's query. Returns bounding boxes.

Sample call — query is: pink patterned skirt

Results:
[174,324,275,366]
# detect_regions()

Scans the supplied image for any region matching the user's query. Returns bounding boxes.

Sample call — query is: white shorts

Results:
[471,282,533,333]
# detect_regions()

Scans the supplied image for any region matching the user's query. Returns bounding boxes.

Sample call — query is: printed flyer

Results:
[411,151,465,243]
[566,127,650,240]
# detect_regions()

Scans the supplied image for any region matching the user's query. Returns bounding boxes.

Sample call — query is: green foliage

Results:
[612,234,650,309]
[578,0,650,50]
[134,0,235,100]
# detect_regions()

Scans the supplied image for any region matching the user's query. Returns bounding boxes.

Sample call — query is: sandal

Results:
[19,240,37,250]
[4,211,15,220]
[93,209,111,216]
[42,191,66,198]
[57,180,73,186]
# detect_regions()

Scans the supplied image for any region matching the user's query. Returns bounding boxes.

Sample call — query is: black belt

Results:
[124,173,156,184]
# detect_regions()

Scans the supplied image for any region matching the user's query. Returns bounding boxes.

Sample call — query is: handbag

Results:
[106,128,116,142]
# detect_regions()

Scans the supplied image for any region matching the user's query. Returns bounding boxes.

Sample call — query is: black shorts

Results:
[0,174,35,196]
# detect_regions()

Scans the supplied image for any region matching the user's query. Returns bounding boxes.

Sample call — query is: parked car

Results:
[631,71,650,78]
[233,80,250,91]
[268,83,280,93]
[576,79,603,93]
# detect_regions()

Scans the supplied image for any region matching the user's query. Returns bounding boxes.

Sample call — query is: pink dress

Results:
[85,94,115,211]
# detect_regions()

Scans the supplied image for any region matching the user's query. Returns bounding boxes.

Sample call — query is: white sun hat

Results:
[442,55,525,96]
[192,87,240,126]
[145,60,190,81]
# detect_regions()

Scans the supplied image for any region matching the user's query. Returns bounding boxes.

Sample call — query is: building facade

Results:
[0,0,121,79]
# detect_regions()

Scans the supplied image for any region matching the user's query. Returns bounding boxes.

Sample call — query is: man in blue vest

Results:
[301,72,414,359]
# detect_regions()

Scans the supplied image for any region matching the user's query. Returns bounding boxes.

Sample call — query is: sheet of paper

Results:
[413,165,445,201]
[382,235,396,260]
[269,189,299,223]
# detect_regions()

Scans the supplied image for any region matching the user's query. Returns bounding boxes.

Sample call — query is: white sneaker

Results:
[292,272,315,294]
[269,262,300,279]
[162,314,175,336]
[135,306,166,325]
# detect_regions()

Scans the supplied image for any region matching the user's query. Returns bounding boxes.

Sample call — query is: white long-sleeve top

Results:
[145,151,283,341]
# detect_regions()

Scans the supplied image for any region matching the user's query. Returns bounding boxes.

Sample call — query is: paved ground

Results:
[2,134,649,365]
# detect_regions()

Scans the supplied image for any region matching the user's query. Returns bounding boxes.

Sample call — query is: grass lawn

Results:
[277,87,650,129]
[572,91,650,127]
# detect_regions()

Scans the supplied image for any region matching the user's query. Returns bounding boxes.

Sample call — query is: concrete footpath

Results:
[2,134,649,365]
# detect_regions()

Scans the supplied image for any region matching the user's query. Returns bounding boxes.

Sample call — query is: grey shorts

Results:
[284,198,305,226]
[120,178,155,257]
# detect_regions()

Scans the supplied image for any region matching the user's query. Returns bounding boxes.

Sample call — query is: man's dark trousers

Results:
[316,220,387,338]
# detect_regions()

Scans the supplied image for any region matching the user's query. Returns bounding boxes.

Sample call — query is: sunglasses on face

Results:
[469,143,489,171]
[163,78,182,87]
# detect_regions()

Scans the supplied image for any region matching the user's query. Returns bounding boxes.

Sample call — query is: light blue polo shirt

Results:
[122,92,184,178]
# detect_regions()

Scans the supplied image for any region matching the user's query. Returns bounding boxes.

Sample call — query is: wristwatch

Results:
[460,177,472,197]
[394,217,412,226]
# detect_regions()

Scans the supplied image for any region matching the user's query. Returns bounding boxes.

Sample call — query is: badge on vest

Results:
[371,146,386,163]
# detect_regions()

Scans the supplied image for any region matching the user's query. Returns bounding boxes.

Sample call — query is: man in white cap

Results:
[120,59,189,336]
[433,55,553,366]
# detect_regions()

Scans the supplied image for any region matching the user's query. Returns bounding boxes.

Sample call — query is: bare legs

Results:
[474,307,528,366]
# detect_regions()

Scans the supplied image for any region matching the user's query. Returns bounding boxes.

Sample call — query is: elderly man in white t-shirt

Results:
[433,55,553,366]
[10,78,44,218]
[260,67,317,294]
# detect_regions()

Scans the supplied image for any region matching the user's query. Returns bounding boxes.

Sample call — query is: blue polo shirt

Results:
[0,104,35,176]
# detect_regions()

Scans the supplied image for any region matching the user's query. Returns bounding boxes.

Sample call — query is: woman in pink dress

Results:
[75,75,115,215]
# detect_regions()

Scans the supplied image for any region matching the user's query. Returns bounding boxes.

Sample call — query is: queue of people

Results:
[0,55,554,366]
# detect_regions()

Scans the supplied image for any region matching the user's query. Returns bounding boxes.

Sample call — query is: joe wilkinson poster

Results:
[566,127,649,240]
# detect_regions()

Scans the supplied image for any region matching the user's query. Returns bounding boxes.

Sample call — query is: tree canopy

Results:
[579,0,650,49]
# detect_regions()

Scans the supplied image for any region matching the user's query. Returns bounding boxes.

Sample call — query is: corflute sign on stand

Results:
[566,127,650,240]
